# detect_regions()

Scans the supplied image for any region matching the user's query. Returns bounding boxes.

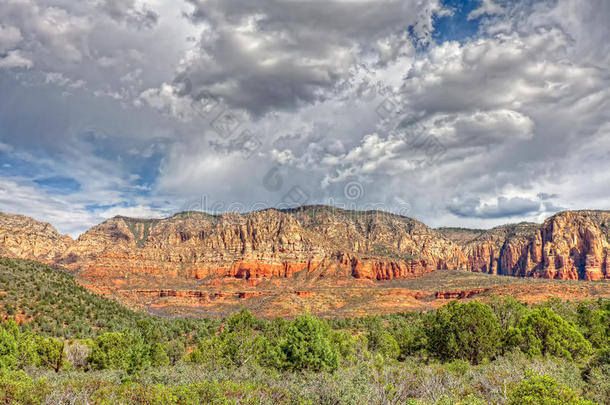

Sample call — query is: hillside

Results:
[1,207,610,317]
[0,257,215,338]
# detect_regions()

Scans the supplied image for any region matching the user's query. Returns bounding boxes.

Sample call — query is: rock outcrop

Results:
[2,207,610,296]
[64,207,468,287]
[0,213,73,264]
[443,211,610,280]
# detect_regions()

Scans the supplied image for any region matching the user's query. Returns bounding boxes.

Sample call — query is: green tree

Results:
[88,332,129,370]
[226,309,258,332]
[426,301,501,364]
[488,296,528,330]
[514,308,593,361]
[35,337,65,372]
[187,335,224,365]
[330,330,368,365]
[577,303,609,349]
[125,340,151,375]
[390,318,427,359]
[367,328,400,359]
[164,340,185,366]
[271,315,339,372]
[220,329,266,368]
[508,374,595,405]
[15,333,40,368]
[149,342,170,367]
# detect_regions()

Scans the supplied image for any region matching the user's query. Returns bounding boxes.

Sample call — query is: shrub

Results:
[0,325,17,370]
[426,301,501,364]
[88,332,130,370]
[0,370,50,404]
[514,308,593,361]
[35,337,65,372]
[367,329,400,360]
[508,374,595,405]
[270,315,339,372]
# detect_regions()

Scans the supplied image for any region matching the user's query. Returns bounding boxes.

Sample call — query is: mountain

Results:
[452,211,610,281]
[1,207,610,317]
[0,213,72,264]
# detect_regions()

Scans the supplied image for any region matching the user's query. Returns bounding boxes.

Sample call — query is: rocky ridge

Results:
[2,207,610,283]
[1,207,610,317]
[0,213,72,264]
[439,211,610,281]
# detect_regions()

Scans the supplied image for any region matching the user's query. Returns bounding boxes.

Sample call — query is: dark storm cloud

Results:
[172,0,444,116]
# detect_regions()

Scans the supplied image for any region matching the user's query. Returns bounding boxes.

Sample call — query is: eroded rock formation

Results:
[439,211,610,280]
[0,213,72,264]
[2,207,610,293]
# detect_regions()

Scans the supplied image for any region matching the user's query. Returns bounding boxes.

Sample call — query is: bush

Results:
[35,337,65,372]
[88,332,130,370]
[0,324,17,370]
[577,303,610,349]
[508,374,595,405]
[367,329,400,360]
[0,370,50,404]
[269,315,339,372]
[426,301,501,364]
[514,308,593,361]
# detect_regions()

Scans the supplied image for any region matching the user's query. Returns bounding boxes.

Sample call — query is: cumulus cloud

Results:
[99,0,159,29]
[0,50,32,69]
[150,0,445,117]
[448,196,541,219]
[98,204,165,219]
[1,0,610,233]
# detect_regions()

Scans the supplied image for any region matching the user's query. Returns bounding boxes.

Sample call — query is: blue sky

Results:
[1,0,609,236]
[434,0,485,43]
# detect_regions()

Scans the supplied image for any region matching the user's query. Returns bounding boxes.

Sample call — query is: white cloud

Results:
[98,204,165,219]
[468,0,503,21]
[0,24,22,52]
[0,50,33,69]
[0,178,97,237]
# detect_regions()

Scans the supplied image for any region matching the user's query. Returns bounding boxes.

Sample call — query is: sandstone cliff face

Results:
[449,211,610,280]
[0,213,73,264]
[66,207,466,286]
[2,208,610,289]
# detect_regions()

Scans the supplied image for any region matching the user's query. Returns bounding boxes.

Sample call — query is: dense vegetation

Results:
[0,257,218,339]
[0,257,609,404]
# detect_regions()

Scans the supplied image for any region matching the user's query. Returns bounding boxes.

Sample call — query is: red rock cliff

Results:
[2,208,610,287]
[440,211,610,280]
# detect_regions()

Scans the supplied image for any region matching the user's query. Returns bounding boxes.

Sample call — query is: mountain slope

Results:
[0,257,215,337]
[1,207,610,317]
[449,211,610,281]
[60,207,466,288]
[0,213,72,264]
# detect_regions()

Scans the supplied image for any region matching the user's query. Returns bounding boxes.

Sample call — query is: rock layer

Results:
[440,211,610,280]
[0,213,72,264]
[2,208,610,292]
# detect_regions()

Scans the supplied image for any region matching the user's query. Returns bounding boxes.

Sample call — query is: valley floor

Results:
[97,269,610,318]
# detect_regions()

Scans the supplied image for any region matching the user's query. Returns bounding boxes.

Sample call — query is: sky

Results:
[1,0,610,237]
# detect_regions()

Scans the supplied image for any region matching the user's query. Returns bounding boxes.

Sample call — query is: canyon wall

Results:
[440,211,610,281]
[62,207,467,287]
[2,208,610,288]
